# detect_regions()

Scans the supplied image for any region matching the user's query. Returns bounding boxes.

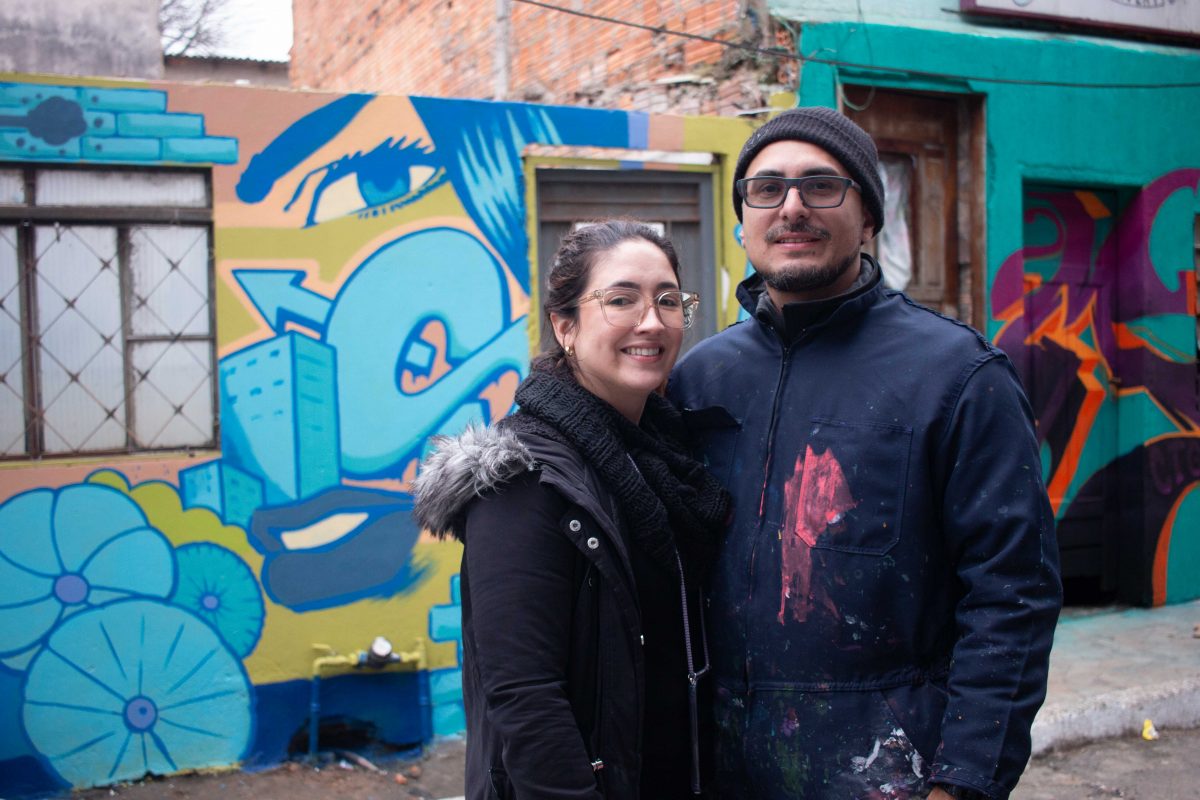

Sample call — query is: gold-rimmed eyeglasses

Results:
[577,288,699,329]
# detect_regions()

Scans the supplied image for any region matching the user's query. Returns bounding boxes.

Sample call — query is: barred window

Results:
[0,167,216,458]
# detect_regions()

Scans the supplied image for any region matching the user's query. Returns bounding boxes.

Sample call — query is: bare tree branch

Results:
[161,0,231,56]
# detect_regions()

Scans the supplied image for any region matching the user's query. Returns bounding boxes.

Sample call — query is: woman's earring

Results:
[565,344,575,358]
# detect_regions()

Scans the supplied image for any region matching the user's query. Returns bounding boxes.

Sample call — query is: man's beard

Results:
[759,222,859,294]
[762,251,859,294]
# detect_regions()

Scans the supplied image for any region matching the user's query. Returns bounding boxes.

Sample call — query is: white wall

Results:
[0,0,163,79]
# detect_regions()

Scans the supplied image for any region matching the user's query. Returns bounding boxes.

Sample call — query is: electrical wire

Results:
[839,0,876,111]
[511,0,1200,90]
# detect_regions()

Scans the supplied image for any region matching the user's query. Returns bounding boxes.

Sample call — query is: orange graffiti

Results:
[1152,480,1199,606]
[1026,289,1110,514]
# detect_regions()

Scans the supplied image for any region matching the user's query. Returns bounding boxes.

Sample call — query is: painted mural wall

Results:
[796,20,1200,605]
[0,74,751,795]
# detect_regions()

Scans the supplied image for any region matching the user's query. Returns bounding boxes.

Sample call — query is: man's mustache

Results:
[765,222,831,243]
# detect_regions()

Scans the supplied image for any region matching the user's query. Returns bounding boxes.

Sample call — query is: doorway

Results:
[1020,185,1124,603]
[843,87,985,328]
[535,169,718,353]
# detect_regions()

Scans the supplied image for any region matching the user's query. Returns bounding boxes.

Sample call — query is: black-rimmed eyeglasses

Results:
[736,175,861,209]
[577,288,699,329]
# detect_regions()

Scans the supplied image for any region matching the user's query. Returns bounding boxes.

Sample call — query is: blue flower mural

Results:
[170,544,265,658]
[21,599,252,787]
[0,485,175,671]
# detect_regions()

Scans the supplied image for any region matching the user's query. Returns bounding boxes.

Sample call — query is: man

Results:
[669,107,1061,800]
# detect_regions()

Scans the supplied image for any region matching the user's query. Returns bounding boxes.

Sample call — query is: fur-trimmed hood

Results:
[411,424,538,540]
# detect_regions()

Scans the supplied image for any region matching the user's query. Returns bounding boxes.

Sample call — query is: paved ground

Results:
[71,729,1200,800]
[72,740,468,800]
[1031,600,1200,753]
[1015,725,1200,799]
[66,601,1200,799]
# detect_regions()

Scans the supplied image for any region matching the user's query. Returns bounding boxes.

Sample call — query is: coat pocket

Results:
[487,766,513,799]
[792,417,911,555]
[879,680,950,768]
[681,405,741,485]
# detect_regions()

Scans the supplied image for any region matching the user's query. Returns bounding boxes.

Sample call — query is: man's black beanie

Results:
[733,106,885,235]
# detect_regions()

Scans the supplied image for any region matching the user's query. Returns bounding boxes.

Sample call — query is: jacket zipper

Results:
[588,564,607,786]
[744,338,792,686]
[675,551,710,796]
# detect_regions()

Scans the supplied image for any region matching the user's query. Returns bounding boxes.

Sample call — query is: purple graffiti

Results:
[998,169,1200,429]
[995,169,1200,603]
[1148,437,1200,497]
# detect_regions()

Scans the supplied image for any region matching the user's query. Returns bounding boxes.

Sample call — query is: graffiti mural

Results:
[0,76,747,796]
[993,171,1200,605]
[0,481,257,791]
[196,96,637,616]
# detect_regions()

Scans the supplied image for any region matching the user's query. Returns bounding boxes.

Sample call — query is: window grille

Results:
[0,167,216,458]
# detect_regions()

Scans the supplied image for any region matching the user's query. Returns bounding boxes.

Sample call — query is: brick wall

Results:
[292,0,793,115]
[290,0,491,98]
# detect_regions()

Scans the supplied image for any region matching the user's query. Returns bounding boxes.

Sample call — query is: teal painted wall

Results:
[796,21,1200,605]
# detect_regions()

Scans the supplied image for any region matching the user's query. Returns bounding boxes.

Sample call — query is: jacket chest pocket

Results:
[787,418,911,556]
[681,405,741,486]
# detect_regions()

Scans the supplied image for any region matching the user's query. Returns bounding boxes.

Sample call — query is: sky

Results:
[210,0,293,62]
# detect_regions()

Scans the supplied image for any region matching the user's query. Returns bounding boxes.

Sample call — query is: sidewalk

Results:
[1030,599,1200,754]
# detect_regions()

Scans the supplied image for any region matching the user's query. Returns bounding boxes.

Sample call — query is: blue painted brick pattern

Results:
[118,112,203,138]
[428,574,466,735]
[0,84,77,106]
[79,87,167,113]
[82,137,160,161]
[431,665,466,737]
[429,668,462,706]
[429,604,463,653]
[162,136,238,164]
[0,131,79,159]
[0,81,237,165]
[84,111,116,137]
[429,599,463,660]
[432,698,466,737]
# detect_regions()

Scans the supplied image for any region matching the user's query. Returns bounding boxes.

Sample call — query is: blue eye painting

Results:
[283,136,446,227]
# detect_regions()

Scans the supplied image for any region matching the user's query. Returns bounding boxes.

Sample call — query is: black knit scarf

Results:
[501,361,730,579]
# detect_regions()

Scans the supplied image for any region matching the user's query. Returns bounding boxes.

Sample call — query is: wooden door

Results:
[845,89,980,325]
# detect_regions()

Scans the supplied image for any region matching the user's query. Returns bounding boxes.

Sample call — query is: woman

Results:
[413,220,730,799]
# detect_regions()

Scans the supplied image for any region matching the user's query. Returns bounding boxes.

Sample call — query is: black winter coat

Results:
[413,423,695,799]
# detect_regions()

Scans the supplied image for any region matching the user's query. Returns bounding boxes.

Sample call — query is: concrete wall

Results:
[291,0,786,115]
[0,72,753,796]
[794,18,1200,605]
[0,0,162,79]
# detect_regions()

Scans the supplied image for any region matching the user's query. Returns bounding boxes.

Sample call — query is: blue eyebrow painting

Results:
[236,94,373,203]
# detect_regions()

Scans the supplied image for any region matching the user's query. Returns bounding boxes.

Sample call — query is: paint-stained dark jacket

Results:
[667,259,1062,799]
[412,424,646,800]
